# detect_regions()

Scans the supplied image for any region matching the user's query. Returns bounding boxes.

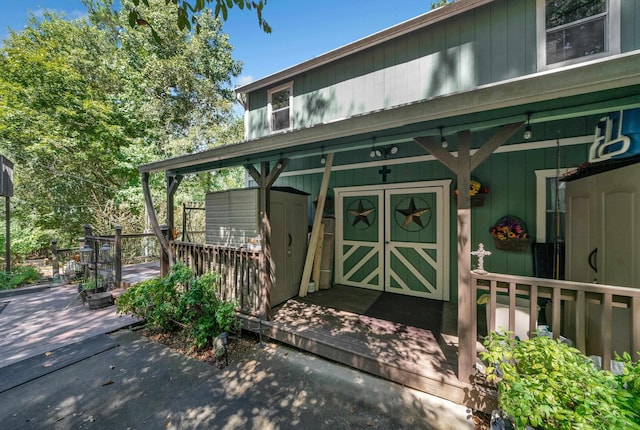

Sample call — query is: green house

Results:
[140,0,640,399]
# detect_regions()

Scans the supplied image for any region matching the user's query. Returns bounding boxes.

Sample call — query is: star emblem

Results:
[396,197,430,228]
[348,199,376,227]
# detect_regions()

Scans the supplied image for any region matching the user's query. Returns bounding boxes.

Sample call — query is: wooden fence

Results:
[51,225,159,289]
[473,272,640,370]
[171,241,261,315]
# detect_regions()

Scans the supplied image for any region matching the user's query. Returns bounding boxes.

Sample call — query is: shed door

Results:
[335,190,384,291]
[335,182,448,300]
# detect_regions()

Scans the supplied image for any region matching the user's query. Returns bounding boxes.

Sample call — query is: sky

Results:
[0,1,440,89]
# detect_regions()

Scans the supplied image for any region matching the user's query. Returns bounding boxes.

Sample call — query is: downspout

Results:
[141,172,175,266]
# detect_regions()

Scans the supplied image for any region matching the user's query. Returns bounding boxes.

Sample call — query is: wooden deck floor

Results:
[239,285,495,412]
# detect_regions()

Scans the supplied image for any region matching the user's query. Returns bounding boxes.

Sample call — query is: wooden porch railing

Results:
[171,241,261,315]
[473,272,640,370]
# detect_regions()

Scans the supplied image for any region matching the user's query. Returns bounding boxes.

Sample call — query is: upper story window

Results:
[268,82,293,133]
[537,0,620,69]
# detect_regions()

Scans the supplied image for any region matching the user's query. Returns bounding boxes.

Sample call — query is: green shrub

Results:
[0,265,42,290]
[116,263,240,349]
[481,331,640,429]
[0,226,54,259]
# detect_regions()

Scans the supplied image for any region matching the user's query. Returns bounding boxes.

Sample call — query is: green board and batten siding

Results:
[621,0,640,52]
[240,0,640,301]
[247,0,541,140]
[246,0,640,141]
[274,136,589,302]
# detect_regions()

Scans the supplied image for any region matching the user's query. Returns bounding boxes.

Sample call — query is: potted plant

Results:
[77,279,97,304]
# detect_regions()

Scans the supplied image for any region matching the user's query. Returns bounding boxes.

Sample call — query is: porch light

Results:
[320,147,326,165]
[524,114,533,140]
[370,142,381,158]
[388,145,399,155]
[439,127,448,148]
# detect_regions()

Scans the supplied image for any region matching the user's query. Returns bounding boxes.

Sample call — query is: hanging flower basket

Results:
[490,216,531,251]
[494,236,531,251]
[454,177,489,207]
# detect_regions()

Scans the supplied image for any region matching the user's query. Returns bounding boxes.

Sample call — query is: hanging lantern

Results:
[99,243,111,263]
[79,244,94,265]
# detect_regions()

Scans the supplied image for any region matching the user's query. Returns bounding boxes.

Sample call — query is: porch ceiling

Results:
[138,52,640,176]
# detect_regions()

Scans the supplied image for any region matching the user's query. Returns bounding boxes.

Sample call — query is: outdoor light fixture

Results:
[369,140,381,158]
[79,243,93,265]
[524,114,533,140]
[439,127,448,149]
[370,144,399,158]
[320,147,326,165]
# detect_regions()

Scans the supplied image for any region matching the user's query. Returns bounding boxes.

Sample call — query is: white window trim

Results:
[536,0,621,71]
[267,81,293,134]
[535,168,576,243]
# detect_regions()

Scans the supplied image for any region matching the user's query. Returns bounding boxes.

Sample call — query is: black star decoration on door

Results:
[347,199,376,229]
[395,197,431,231]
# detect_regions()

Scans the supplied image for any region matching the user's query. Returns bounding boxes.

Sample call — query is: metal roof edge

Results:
[234,0,494,94]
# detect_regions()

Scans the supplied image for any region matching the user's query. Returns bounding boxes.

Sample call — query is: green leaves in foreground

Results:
[116,263,240,349]
[481,331,640,429]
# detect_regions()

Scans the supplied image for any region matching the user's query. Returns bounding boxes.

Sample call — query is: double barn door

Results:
[335,182,450,300]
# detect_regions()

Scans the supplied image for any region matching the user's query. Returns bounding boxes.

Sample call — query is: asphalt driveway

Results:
[0,278,474,429]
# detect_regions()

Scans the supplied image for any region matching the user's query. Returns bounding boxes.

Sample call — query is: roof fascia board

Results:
[235,0,494,94]
[139,51,640,174]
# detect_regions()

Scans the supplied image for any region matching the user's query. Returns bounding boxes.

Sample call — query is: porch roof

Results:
[138,51,640,176]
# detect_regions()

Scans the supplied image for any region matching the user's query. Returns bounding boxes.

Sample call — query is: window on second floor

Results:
[537,0,620,69]
[268,83,293,133]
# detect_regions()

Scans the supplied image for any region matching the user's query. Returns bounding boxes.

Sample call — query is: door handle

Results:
[588,248,598,272]
[288,233,292,247]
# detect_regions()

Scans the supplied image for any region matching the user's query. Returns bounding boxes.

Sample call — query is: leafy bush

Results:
[0,265,42,290]
[0,226,54,259]
[116,263,241,349]
[481,331,640,429]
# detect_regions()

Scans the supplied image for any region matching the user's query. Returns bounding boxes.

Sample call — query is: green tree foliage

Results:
[127,0,271,40]
[431,0,456,10]
[0,0,244,254]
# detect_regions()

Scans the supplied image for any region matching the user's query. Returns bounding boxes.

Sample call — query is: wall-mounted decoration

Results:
[346,198,376,229]
[490,216,531,251]
[394,196,431,231]
[454,177,489,207]
[590,108,640,163]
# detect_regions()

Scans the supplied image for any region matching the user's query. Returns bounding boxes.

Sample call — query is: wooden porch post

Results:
[414,122,522,382]
[114,225,122,288]
[456,130,475,383]
[246,159,289,320]
[141,172,175,270]
[166,173,183,240]
[51,240,59,282]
